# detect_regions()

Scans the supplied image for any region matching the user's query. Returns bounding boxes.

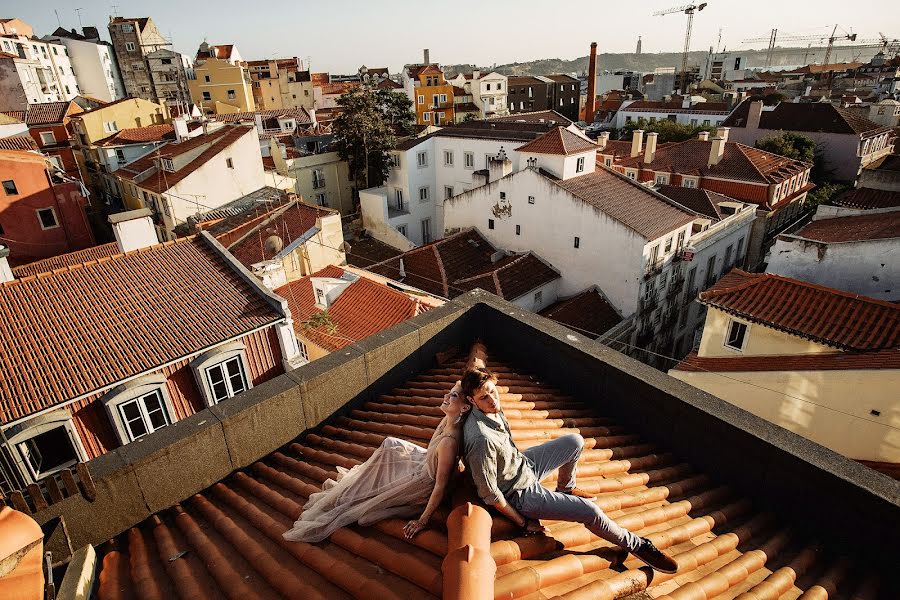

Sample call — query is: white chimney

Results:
[109,208,159,253]
[715,126,730,143]
[631,129,644,158]
[644,132,658,163]
[399,257,406,278]
[473,70,480,80]
[311,274,357,309]
[173,116,189,142]
[252,261,288,290]
[746,100,763,130]
[697,131,710,141]
[709,136,726,166]
[597,131,610,150]
[0,244,13,283]
[308,108,317,127]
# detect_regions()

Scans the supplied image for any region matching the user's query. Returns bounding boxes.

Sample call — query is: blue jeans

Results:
[509,433,642,552]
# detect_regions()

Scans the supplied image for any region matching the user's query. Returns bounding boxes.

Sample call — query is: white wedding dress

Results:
[283,422,459,543]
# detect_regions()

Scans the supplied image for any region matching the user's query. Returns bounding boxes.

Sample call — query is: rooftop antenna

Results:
[75,8,84,29]
[111,5,119,18]
[716,26,724,53]
[54,9,61,27]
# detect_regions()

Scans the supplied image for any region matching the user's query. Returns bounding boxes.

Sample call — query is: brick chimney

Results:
[109,208,159,253]
[631,129,644,158]
[709,136,726,166]
[584,42,598,123]
[0,244,13,283]
[644,132,658,163]
[746,100,763,130]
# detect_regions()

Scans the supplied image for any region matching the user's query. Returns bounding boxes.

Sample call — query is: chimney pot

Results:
[631,129,644,158]
[0,244,13,283]
[109,208,159,253]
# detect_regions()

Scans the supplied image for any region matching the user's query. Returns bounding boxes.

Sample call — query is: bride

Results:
[283,381,471,542]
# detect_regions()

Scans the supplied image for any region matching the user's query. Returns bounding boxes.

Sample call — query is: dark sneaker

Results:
[632,538,678,574]
[558,487,597,500]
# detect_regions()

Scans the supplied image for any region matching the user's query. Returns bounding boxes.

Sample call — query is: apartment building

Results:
[601,128,813,269]
[107,16,169,102]
[0,210,303,491]
[190,43,254,114]
[449,70,509,119]
[402,57,455,126]
[14,100,84,178]
[612,99,732,130]
[246,58,312,110]
[145,48,193,107]
[267,136,355,216]
[442,126,756,365]
[722,99,895,181]
[508,75,580,122]
[0,149,93,267]
[0,30,80,110]
[43,27,125,102]
[671,270,900,465]
[360,115,579,246]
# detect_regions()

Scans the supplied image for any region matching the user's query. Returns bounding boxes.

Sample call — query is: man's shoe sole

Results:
[632,553,678,574]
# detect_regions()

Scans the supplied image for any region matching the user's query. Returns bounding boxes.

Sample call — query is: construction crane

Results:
[743,25,856,67]
[654,3,708,94]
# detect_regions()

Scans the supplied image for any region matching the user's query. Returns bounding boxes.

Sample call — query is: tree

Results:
[333,87,414,192]
[755,132,831,182]
[620,118,715,144]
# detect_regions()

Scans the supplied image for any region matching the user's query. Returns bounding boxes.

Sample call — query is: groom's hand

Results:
[524,519,550,536]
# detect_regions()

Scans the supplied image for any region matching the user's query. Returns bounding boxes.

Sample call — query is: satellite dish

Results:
[264,235,284,255]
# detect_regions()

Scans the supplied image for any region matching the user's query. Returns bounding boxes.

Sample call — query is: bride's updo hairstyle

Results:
[460,366,497,404]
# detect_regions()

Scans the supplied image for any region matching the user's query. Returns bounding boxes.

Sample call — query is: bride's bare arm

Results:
[404,437,457,538]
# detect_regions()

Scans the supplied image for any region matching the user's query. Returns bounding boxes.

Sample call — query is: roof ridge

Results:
[732,143,770,181]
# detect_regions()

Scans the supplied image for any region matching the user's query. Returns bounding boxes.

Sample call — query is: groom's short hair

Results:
[461,366,497,400]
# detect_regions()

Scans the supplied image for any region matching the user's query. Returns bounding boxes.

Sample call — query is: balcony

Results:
[638,293,658,314]
[644,259,664,280]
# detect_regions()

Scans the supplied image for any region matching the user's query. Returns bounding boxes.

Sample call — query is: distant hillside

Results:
[444,46,882,78]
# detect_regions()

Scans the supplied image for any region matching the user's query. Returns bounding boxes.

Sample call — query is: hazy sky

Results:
[14,0,899,73]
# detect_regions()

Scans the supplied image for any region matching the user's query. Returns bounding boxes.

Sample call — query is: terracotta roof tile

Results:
[515,127,597,156]
[0,135,38,151]
[656,185,735,220]
[345,236,403,268]
[489,110,573,127]
[368,229,559,300]
[700,269,900,351]
[554,168,696,240]
[209,107,312,125]
[92,343,895,600]
[276,266,426,351]
[0,236,282,425]
[11,242,120,277]
[97,124,174,146]
[833,187,900,210]
[794,212,900,243]
[723,100,892,136]
[224,199,335,269]
[539,288,623,338]
[23,100,80,125]
[674,348,900,372]
[613,139,810,184]
[623,100,730,114]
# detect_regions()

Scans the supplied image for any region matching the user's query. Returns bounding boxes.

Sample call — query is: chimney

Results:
[423,49,430,65]
[715,126,730,143]
[709,136,726,166]
[630,129,644,158]
[308,108,317,127]
[644,132,658,163]
[746,100,763,130]
[584,42,598,123]
[597,131,610,150]
[0,244,13,283]
[173,116,189,142]
[697,131,710,141]
[472,70,480,80]
[109,208,159,253]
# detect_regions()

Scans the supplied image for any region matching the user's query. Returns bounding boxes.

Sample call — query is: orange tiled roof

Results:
[11,242,120,277]
[700,269,900,351]
[555,168,697,240]
[24,100,81,125]
[92,344,894,600]
[369,229,560,301]
[489,110,573,127]
[674,348,900,372]
[794,212,900,243]
[97,124,174,146]
[210,107,313,125]
[276,265,426,352]
[0,236,283,425]
[0,135,38,151]
[723,100,891,136]
[833,187,900,210]
[515,126,597,156]
[539,288,623,338]
[345,236,403,268]
[0,507,44,599]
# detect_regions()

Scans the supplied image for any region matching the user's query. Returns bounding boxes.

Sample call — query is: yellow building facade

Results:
[190,58,256,114]
[409,65,455,126]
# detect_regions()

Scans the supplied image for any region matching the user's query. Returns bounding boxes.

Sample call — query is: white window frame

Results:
[655,174,669,185]
[125,42,136,52]
[397,224,408,236]
[444,149,454,166]
[3,411,88,484]
[101,375,176,445]
[445,185,454,199]
[724,319,749,352]
[315,192,327,206]
[191,343,253,407]
[417,151,428,168]
[683,178,697,189]
[417,95,425,105]
[576,156,585,172]
[37,207,59,230]
[40,131,56,145]
[419,186,429,202]
[161,157,175,172]
[464,152,474,169]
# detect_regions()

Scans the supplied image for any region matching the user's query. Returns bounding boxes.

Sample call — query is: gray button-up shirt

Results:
[463,405,536,504]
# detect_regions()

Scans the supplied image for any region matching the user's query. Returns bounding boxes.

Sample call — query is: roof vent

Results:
[490,249,507,263]
[467,239,480,247]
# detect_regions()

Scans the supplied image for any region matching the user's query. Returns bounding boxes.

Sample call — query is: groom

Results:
[461,367,678,573]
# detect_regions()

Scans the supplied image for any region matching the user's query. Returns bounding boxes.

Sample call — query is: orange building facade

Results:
[409,65,455,126]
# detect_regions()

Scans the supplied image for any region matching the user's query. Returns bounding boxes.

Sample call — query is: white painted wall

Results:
[46,36,124,102]
[509,277,560,312]
[615,105,728,129]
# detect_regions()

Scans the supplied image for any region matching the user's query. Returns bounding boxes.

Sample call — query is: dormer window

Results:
[101,375,175,444]
[576,157,585,173]
[191,343,253,407]
[3,411,88,483]
[161,157,175,172]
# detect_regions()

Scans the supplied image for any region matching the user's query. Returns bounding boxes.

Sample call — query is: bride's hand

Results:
[404,518,427,539]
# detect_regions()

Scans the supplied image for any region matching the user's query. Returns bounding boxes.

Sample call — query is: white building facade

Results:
[43,30,125,102]
[0,35,80,109]
[450,71,509,118]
